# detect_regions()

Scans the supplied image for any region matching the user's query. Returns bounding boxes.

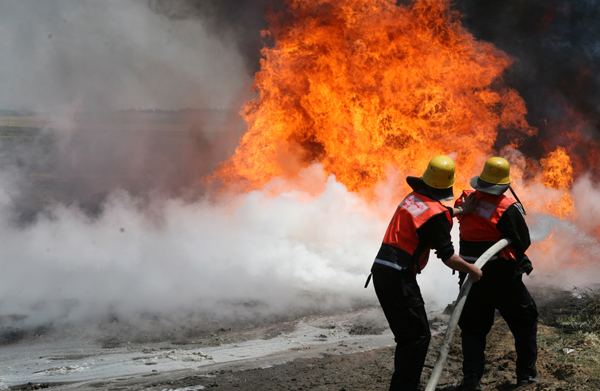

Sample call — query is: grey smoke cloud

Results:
[0,0,254,211]
[452,0,600,165]
[147,0,286,74]
[0,0,248,111]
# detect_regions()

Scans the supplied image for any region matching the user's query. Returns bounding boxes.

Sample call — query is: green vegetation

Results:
[538,287,600,389]
[555,288,600,333]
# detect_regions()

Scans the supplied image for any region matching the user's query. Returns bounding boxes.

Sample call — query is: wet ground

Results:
[3,285,600,391]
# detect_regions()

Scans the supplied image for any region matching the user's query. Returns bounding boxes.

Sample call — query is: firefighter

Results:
[454,157,539,390]
[367,155,483,391]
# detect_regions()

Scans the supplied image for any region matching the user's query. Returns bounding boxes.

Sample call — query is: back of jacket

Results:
[455,189,533,275]
[376,191,452,273]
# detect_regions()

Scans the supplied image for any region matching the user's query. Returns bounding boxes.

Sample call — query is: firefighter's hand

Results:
[469,265,483,283]
[461,193,478,214]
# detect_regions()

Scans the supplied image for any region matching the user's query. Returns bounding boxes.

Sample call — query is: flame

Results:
[542,103,600,181]
[212,0,536,197]
[539,147,575,219]
[540,147,573,190]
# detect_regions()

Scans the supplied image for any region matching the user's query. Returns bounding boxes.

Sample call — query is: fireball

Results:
[212,0,536,198]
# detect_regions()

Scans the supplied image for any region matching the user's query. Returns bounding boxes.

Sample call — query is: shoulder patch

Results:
[400,194,429,217]
[474,200,497,220]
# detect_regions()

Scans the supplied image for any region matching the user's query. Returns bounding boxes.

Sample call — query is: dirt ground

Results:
[9,285,600,391]
[128,326,595,391]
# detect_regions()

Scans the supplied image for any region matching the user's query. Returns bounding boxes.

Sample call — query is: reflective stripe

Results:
[459,254,498,262]
[374,258,405,271]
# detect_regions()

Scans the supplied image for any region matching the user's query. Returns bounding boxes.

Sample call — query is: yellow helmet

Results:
[422,155,455,189]
[479,157,511,185]
[470,157,511,195]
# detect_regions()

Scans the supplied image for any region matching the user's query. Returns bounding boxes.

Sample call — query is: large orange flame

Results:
[212,0,536,197]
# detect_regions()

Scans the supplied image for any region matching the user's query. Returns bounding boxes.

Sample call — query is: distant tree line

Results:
[0,109,36,117]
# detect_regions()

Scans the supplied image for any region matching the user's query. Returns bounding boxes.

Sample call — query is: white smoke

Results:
[0,164,386,331]
[0,0,248,111]
[525,175,600,288]
[2,152,599,338]
[0,0,390,336]
[4,153,599,331]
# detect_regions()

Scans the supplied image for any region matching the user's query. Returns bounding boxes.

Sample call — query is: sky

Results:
[0,0,249,111]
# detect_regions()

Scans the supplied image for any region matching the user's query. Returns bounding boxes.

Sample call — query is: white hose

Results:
[424,238,513,391]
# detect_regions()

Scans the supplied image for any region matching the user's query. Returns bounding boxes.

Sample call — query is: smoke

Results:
[525,175,600,286]
[0,0,261,337]
[0,0,249,111]
[0,165,384,337]
[0,0,387,341]
[147,0,287,74]
[1,109,248,224]
[0,0,257,215]
[452,0,600,170]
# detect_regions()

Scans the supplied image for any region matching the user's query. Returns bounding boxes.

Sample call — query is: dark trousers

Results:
[373,269,431,391]
[458,263,538,381]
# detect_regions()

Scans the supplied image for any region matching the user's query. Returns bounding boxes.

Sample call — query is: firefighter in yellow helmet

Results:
[366,155,482,391]
[454,157,539,390]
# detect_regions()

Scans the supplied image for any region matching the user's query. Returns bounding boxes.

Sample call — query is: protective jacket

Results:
[374,191,452,273]
[455,189,532,274]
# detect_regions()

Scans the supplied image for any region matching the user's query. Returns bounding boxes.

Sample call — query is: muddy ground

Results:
[8,285,600,391]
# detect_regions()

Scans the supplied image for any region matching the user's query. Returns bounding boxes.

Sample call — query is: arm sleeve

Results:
[497,203,533,274]
[416,213,455,261]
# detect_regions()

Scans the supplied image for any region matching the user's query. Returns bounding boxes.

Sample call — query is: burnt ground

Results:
[9,285,600,391]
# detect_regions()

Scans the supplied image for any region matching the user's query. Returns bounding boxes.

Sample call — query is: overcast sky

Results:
[0,0,250,112]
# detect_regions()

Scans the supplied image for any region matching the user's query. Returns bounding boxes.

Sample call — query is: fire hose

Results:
[424,238,513,391]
